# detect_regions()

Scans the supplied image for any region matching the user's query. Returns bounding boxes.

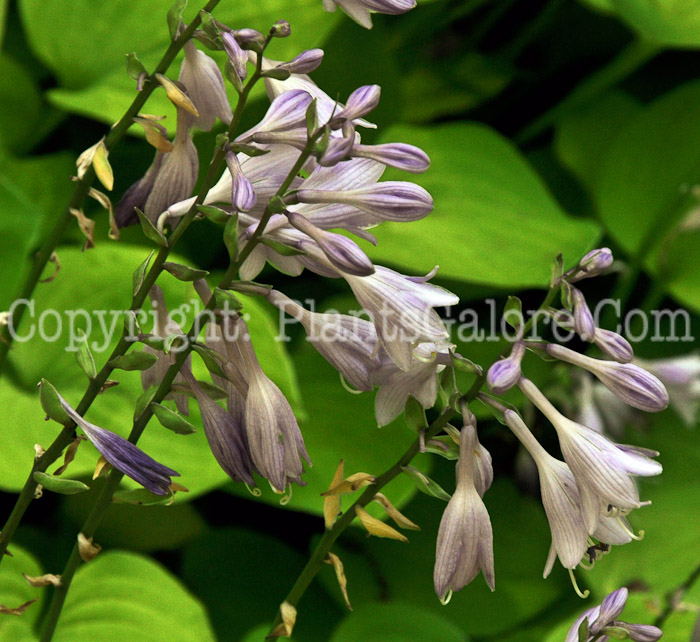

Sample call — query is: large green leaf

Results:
[0,152,74,311]
[0,55,41,153]
[329,602,467,642]
[594,80,700,311]
[369,124,601,288]
[53,551,216,642]
[0,244,300,499]
[181,528,341,641]
[20,0,340,126]
[554,90,642,193]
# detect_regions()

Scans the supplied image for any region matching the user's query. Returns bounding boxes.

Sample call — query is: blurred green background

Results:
[2,0,700,640]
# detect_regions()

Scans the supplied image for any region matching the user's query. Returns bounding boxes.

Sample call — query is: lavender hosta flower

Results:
[635,353,700,426]
[352,142,430,173]
[566,587,662,642]
[238,320,310,492]
[50,388,179,495]
[547,344,669,413]
[179,40,233,131]
[372,342,450,426]
[572,287,596,342]
[329,85,381,128]
[322,0,416,29]
[503,410,589,578]
[519,378,661,534]
[236,89,314,143]
[344,266,458,370]
[594,328,634,363]
[181,370,255,484]
[266,289,380,391]
[276,49,324,74]
[567,247,614,283]
[114,152,165,227]
[141,286,191,415]
[434,424,495,601]
[142,108,199,223]
[226,151,256,212]
[286,211,374,276]
[487,342,525,394]
[222,31,248,83]
[296,180,433,223]
[318,122,358,167]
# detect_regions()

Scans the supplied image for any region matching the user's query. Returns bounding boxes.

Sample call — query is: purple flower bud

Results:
[271,20,291,37]
[50,388,179,495]
[613,623,663,641]
[232,28,266,47]
[251,128,308,150]
[593,328,634,363]
[114,152,165,228]
[237,89,313,142]
[287,211,374,276]
[568,247,614,283]
[486,342,525,394]
[353,142,430,173]
[572,287,596,342]
[296,181,433,222]
[323,0,416,29]
[182,371,254,484]
[222,32,248,81]
[547,344,669,412]
[277,49,324,74]
[330,85,381,127]
[226,151,256,212]
[319,122,356,167]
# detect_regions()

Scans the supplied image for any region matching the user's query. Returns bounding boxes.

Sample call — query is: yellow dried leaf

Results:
[325,553,352,610]
[23,573,62,587]
[323,459,344,529]
[92,140,114,191]
[321,472,376,497]
[53,435,86,476]
[92,456,110,480]
[69,208,95,251]
[267,601,297,638]
[156,74,199,117]
[0,599,37,615]
[77,533,101,562]
[355,506,408,542]
[373,493,420,530]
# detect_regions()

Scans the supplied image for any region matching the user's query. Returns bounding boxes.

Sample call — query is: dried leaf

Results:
[77,533,101,562]
[69,208,95,250]
[355,506,408,542]
[23,573,62,587]
[324,553,352,610]
[53,436,86,476]
[323,459,344,530]
[321,472,375,497]
[0,599,37,615]
[267,601,297,638]
[156,74,199,117]
[372,492,420,530]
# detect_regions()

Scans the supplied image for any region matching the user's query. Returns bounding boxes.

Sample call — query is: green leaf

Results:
[0,55,41,153]
[166,0,188,40]
[0,152,74,310]
[330,602,467,642]
[402,465,451,501]
[594,80,700,311]
[152,402,197,435]
[33,471,90,494]
[0,245,300,501]
[113,488,173,505]
[132,249,155,296]
[192,342,226,379]
[369,124,601,288]
[74,328,97,379]
[109,350,159,371]
[555,91,642,192]
[21,0,340,125]
[53,551,216,642]
[181,529,340,642]
[125,52,148,80]
[162,261,209,281]
[136,208,168,247]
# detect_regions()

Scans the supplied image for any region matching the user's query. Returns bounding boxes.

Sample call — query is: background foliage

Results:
[1,0,700,640]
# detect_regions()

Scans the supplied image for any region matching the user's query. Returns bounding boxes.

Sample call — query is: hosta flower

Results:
[566,247,614,283]
[566,587,662,642]
[547,344,669,412]
[322,0,417,29]
[51,388,179,495]
[487,342,525,394]
[344,266,458,370]
[178,40,233,131]
[519,378,661,534]
[434,424,495,601]
[571,287,595,342]
[503,410,588,578]
[635,352,700,426]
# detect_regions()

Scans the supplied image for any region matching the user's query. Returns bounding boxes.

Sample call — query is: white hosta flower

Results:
[344,266,458,371]
[503,410,588,577]
[433,424,495,601]
[322,0,416,29]
[519,378,661,534]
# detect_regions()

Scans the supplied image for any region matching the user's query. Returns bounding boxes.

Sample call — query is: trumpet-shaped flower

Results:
[433,424,495,600]
[322,0,417,29]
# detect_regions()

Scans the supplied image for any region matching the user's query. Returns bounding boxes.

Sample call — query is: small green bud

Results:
[125,52,148,81]
[270,20,291,37]
[162,262,209,282]
[133,250,155,296]
[39,379,71,425]
[74,329,97,380]
[401,466,451,501]
[32,472,89,495]
[261,68,291,81]
[151,402,197,435]
[196,205,231,225]
[167,0,188,40]
[108,351,158,372]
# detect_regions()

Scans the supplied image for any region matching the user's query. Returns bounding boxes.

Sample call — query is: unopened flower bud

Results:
[222,32,248,81]
[486,342,525,395]
[572,287,596,342]
[568,247,614,282]
[330,84,381,128]
[270,20,291,37]
[277,48,324,74]
[353,142,430,173]
[226,151,256,212]
[593,328,634,363]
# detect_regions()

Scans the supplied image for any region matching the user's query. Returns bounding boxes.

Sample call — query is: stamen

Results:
[616,517,645,541]
[568,568,590,599]
[339,374,363,395]
[439,590,453,606]
[245,483,262,497]
[280,485,293,506]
